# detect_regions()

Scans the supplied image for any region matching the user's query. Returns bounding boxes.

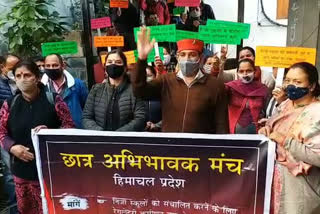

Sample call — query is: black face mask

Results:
[45,68,63,80]
[106,64,125,79]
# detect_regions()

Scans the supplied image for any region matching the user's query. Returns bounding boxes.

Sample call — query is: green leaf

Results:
[16,6,28,17]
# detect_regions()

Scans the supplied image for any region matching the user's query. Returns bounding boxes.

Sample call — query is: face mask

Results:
[285,84,309,100]
[16,79,37,93]
[203,64,212,74]
[238,73,254,84]
[179,59,200,77]
[45,69,63,81]
[147,18,158,26]
[190,10,201,18]
[147,76,154,82]
[106,64,124,79]
[163,55,171,65]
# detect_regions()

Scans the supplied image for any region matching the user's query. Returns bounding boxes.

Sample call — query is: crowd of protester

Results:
[0,0,320,214]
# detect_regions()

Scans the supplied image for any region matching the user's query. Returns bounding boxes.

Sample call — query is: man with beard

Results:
[42,54,88,128]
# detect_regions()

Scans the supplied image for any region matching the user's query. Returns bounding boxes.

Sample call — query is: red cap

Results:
[177,39,204,53]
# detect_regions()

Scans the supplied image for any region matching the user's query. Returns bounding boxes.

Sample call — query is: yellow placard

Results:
[124,51,137,65]
[94,36,124,47]
[101,54,107,66]
[255,46,316,68]
[101,51,136,65]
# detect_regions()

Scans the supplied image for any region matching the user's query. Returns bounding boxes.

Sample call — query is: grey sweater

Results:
[82,78,146,131]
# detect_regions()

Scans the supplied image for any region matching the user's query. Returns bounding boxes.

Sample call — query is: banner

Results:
[255,46,317,68]
[32,130,275,214]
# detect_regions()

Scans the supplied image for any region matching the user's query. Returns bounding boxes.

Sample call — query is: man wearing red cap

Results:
[131,27,228,133]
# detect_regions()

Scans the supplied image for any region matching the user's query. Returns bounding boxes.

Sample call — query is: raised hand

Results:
[137,27,156,60]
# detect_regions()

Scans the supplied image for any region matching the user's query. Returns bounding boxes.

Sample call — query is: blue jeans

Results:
[1,149,17,214]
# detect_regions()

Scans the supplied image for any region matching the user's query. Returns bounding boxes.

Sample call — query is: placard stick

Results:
[276,68,285,87]
[154,42,160,57]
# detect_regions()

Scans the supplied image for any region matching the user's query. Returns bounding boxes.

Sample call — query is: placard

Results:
[94,36,124,47]
[255,46,317,68]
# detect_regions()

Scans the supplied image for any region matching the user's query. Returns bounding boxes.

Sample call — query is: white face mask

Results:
[203,64,212,74]
[190,9,201,18]
[16,79,37,92]
[147,76,154,82]
[163,55,171,65]
[238,73,254,84]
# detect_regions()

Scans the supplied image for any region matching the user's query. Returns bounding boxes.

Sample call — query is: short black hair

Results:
[45,53,63,65]
[97,47,109,56]
[3,53,21,65]
[239,46,256,57]
[13,60,40,78]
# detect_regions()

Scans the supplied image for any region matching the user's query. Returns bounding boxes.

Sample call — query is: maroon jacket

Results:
[131,59,229,134]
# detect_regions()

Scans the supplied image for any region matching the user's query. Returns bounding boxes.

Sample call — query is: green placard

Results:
[134,25,176,42]
[199,25,241,45]
[41,41,78,56]
[173,7,185,15]
[206,19,251,39]
[134,47,164,63]
[175,30,198,41]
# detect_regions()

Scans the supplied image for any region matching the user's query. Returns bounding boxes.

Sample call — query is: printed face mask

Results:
[203,64,212,74]
[163,55,171,65]
[238,73,254,84]
[285,84,309,100]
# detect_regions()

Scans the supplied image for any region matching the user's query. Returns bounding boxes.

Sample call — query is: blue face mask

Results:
[285,84,309,100]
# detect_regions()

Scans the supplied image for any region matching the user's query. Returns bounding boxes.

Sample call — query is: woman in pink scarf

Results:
[225,59,269,134]
[259,62,320,214]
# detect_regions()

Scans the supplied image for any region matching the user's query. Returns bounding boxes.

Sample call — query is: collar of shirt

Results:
[51,76,66,94]
[176,69,204,87]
